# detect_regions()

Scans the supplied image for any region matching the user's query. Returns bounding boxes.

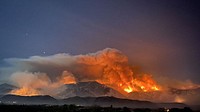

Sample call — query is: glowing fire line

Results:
[10,87,40,96]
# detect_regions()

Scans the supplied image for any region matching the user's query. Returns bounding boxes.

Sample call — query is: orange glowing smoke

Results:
[9,72,64,96]
[175,96,185,103]
[9,48,161,96]
[97,73,160,94]
[72,49,159,94]
[58,71,76,84]
[10,87,40,96]
[75,49,161,94]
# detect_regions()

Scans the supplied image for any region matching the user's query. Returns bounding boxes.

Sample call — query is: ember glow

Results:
[98,73,161,94]
[0,0,200,106]
[175,96,185,103]
[8,48,161,96]
[124,86,133,93]
[10,87,40,96]
[73,48,161,94]
[58,71,76,84]
[5,48,200,105]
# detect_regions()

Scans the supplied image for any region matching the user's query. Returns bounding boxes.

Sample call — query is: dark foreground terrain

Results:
[0,104,198,112]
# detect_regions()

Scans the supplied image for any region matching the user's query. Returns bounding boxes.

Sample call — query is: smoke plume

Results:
[1,48,199,104]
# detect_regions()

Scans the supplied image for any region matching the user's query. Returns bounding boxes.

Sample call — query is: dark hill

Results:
[62,96,187,108]
[0,94,187,108]
[0,83,17,95]
[0,94,57,105]
[57,81,124,98]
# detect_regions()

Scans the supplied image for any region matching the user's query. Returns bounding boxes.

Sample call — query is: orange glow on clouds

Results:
[9,48,161,96]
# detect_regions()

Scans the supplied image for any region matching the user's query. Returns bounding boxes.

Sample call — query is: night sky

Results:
[0,0,200,83]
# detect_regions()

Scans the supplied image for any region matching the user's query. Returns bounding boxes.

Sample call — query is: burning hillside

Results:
[0,48,199,104]
[7,48,160,96]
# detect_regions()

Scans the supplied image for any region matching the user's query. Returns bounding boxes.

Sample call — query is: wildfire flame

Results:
[116,74,160,93]
[10,87,40,96]
[93,60,161,94]
[124,86,133,93]
[59,71,76,84]
[96,72,160,94]
[8,48,161,96]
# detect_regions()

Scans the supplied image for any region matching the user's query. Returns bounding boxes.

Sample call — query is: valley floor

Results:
[0,104,197,112]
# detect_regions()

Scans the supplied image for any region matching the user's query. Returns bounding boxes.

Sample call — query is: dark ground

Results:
[0,104,198,112]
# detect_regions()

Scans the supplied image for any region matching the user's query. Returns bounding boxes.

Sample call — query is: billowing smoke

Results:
[6,48,128,82]
[9,71,63,96]
[1,48,199,104]
[4,48,159,94]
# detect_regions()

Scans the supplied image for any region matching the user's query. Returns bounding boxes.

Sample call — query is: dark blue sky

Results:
[0,0,200,83]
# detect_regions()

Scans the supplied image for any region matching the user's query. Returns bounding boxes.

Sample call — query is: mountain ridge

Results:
[0,83,18,95]
[0,94,187,109]
[56,81,124,98]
